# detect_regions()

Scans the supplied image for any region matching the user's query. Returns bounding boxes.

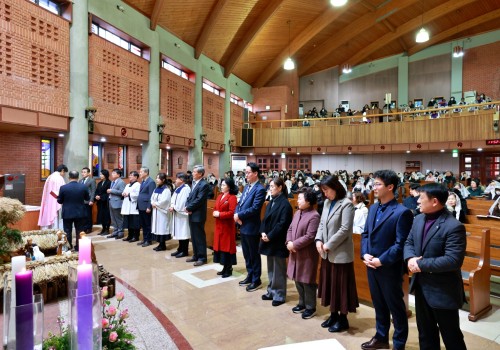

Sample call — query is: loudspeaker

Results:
[241,129,253,147]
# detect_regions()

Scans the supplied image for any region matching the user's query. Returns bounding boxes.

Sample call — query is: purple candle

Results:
[15,269,34,350]
[78,237,91,265]
[77,263,93,350]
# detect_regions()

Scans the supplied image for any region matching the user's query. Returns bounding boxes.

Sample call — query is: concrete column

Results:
[219,79,232,177]
[450,41,463,100]
[188,60,204,169]
[142,33,160,176]
[65,0,90,172]
[398,56,409,106]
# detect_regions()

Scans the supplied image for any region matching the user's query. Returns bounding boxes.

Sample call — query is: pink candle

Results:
[77,263,93,349]
[15,269,34,350]
[78,236,91,265]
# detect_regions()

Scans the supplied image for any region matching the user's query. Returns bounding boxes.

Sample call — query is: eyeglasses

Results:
[373,182,385,188]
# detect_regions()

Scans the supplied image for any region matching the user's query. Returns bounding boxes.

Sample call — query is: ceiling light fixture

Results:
[453,46,464,58]
[283,20,295,70]
[330,0,348,6]
[342,64,352,74]
[415,1,429,43]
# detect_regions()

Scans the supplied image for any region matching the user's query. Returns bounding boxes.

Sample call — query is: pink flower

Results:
[119,308,129,320]
[116,291,124,301]
[109,331,118,343]
[102,318,109,328]
[106,306,117,316]
[101,286,108,298]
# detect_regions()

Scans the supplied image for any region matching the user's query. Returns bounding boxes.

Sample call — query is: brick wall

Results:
[0,132,63,205]
[204,153,220,178]
[202,90,225,144]
[89,35,149,130]
[160,69,195,140]
[170,150,189,177]
[463,41,500,99]
[0,0,70,117]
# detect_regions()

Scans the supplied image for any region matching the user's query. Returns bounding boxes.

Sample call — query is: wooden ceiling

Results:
[123,0,500,87]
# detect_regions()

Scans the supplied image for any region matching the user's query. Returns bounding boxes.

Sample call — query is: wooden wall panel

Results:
[202,90,225,144]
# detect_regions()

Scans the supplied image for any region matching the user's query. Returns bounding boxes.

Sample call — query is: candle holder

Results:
[68,289,102,350]
[67,263,100,293]
[4,293,44,350]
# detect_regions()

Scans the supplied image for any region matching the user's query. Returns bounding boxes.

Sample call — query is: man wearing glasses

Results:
[234,163,266,292]
[361,170,413,350]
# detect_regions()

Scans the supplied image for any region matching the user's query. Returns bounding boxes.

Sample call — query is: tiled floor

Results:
[91,232,500,350]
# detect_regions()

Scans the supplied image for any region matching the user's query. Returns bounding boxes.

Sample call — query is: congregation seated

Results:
[467,178,484,197]
[319,107,328,117]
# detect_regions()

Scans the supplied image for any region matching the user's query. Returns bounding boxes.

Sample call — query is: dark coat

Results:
[95,179,111,224]
[404,210,466,309]
[259,194,293,258]
[137,177,156,211]
[57,181,89,219]
[286,208,320,284]
[185,179,209,223]
[235,182,266,236]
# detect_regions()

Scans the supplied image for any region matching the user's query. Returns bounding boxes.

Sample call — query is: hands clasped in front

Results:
[363,254,382,269]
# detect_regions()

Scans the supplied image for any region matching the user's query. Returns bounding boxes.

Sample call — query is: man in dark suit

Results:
[361,170,413,350]
[80,167,96,233]
[185,165,210,266]
[57,170,90,251]
[106,168,126,238]
[404,183,467,350]
[234,162,266,292]
[137,167,157,247]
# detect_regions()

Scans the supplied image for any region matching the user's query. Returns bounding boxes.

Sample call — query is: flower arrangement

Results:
[42,287,135,349]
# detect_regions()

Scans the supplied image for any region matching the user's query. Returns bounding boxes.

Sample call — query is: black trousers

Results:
[241,234,261,283]
[189,221,207,262]
[83,204,93,230]
[414,284,466,350]
[139,210,152,242]
[63,218,85,249]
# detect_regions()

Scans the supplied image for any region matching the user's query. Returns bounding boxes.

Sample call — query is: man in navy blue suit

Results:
[404,184,467,350]
[361,170,413,350]
[137,167,157,247]
[57,170,90,251]
[234,162,266,292]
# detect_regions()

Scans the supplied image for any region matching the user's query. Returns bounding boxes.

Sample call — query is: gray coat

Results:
[108,178,125,209]
[315,198,355,263]
[82,177,96,204]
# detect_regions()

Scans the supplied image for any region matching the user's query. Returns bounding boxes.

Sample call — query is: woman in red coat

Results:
[213,177,238,277]
[286,187,320,319]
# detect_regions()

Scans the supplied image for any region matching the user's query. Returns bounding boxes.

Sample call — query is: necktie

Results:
[111,181,115,189]
[241,185,250,203]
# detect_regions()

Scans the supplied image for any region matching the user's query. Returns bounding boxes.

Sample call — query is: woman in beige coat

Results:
[315,175,358,333]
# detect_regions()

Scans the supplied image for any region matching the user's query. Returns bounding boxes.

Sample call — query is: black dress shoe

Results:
[272,300,285,307]
[328,319,349,333]
[193,260,206,266]
[246,281,262,292]
[261,294,273,301]
[107,234,117,239]
[137,241,144,246]
[129,238,138,243]
[141,241,152,247]
[361,337,390,350]
[217,267,227,276]
[171,251,181,257]
[239,276,252,286]
[302,309,316,319]
[153,246,166,251]
[123,236,132,241]
[175,252,188,258]
[221,268,232,278]
[186,257,197,262]
[115,234,124,239]
[292,305,306,313]
[321,313,338,328]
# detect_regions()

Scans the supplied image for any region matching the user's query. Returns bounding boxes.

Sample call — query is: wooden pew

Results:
[462,228,492,321]
[465,224,500,278]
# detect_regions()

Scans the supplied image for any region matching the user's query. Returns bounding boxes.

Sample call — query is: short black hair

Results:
[409,183,420,190]
[156,172,167,186]
[418,183,449,205]
[222,177,238,195]
[320,175,347,199]
[373,170,399,193]
[100,169,109,179]
[56,164,68,172]
[298,187,317,206]
[247,162,260,175]
[68,170,79,179]
[82,167,91,173]
[112,168,122,177]
[129,171,139,178]
[176,172,189,183]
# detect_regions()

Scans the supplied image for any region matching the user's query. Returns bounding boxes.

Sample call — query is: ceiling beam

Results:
[223,0,284,78]
[253,0,358,87]
[150,0,166,31]
[195,0,229,59]
[382,19,395,32]
[360,0,376,12]
[398,37,408,52]
[298,0,418,76]
[407,8,500,56]
[347,0,476,67]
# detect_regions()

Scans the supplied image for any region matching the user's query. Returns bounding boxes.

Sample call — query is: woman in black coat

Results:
[94,169,111,235]
[259,177,293,306]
